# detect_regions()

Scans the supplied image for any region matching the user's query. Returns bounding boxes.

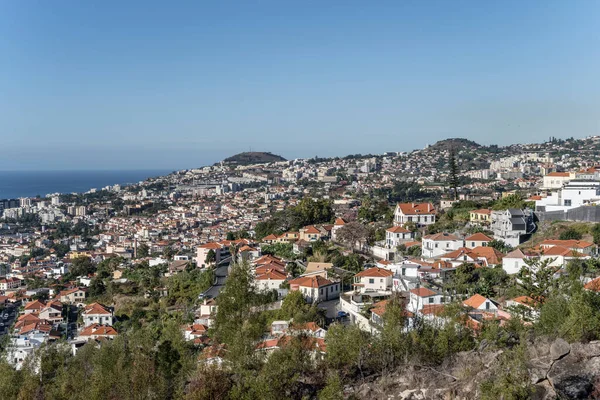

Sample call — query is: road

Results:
[202,264,229,299]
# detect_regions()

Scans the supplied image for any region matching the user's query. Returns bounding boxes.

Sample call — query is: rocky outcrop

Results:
[346,339,600,399]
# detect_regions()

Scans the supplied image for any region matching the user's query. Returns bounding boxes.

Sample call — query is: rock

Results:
[532,380,557,400]
[550,338,570,360]
[528,355,553,384]
[553,375,593,399]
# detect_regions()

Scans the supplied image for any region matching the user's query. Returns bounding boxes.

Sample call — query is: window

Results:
[428,297,434,304]
[435,243,438,248]
[369,278,374,284]
[401,268,406,276]
[472,242,475,247]
[485,302,490,310]
[446,243,449,248]
[380,279,383,283]
[564,199,572,206]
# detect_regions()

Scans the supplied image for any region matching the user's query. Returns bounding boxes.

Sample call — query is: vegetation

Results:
[254,198,333,239]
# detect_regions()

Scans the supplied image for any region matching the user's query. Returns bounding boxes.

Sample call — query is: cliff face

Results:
[346,338,600,399]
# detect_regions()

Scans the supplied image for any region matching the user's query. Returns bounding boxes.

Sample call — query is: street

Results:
[202,264,229,299]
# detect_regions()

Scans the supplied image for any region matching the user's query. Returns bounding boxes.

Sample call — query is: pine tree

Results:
[448,147,460,200]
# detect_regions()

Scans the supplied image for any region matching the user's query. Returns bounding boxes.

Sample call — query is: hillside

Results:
[221,151,287,165]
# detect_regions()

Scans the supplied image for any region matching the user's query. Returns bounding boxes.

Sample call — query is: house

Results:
[23,300,45,315]
[195,242,229,268]
[291,321,327,338]
[262,234,278,245]
[441,246,504,267]
[502,248,529,275]
[421,233,461,259]
[539,246,590,267]
[505,296,539,320]
[464,233,492,249]
[0,277,21,291]
[385,226,416,248]
[57,288,86,305]
[38,302,63,324]
[539,239,595,256]
[369,299,413,327]
[491,208,534,247]
[408,287,444,312]
[288,275,340,303]
[463,294,498,313]
[584,277,600,292]
[299,225,322,242]
[542,172,572,189]
[469,209,492,225]
[77,324,118,340]
[183,324,208,341]
[352,267,393,293]
[331,218,346,241]
[271,320,290,335]
[305,262,333,276]
[535,180,600,212]
[237,245,261,262]
[254,269,287,292]
[82,303,114,327]
[393,203,436,227]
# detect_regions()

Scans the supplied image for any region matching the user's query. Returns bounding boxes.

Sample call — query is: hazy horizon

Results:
[2,1,599,171]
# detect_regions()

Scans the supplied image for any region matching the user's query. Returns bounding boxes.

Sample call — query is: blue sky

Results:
[1,1,599,170]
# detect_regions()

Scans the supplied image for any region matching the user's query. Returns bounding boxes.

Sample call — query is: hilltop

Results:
[427,138,482,151]
[221,151,287,166]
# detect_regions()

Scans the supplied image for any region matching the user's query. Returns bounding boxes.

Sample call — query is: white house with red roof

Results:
[408,287,444,312]
[539,246,590,267]
[0,277,22,291]
[464,233,492,249]
[195,242,230,268]
[77,324,118,340]
[422,233,461,258]
[82,302,114,327]
[353,267,393,293]
[331,218,346,242]
[539,239,596,255]
[385,226,415,248]
[502,249,529,274]
[463,294,498,313]
[254,268,287,292]
[288,275,340,303]
[394,202,436,227]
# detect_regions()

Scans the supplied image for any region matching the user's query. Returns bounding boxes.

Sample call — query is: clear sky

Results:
[1,1,599,170]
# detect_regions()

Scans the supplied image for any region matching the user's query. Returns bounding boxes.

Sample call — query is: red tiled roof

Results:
[355,267,393,278]
[410,287,437,297]
[289,275,333,288]
[397,202,436,215]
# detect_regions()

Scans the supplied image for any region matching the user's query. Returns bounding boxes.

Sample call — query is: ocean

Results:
[0,170,171,199]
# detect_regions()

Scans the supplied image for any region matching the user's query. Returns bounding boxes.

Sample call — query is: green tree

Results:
[137,243,150,258]
[205,249,216,265]
[559,228,583,240]
[518,258,557,305]
[448,147,460,200]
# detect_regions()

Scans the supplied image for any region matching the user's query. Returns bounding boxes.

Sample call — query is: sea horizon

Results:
[0,169,173,199]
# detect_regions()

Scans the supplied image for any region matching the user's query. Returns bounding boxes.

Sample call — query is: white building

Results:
[421,233,461,259]
[393,203,436,227]
[352,267,393,293]
[502,249,529,275]
[535,180,600,212]
[541,172,572,189]
[407,287,444,312]
[491,208,534,247]
[385,226,415,248]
